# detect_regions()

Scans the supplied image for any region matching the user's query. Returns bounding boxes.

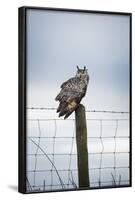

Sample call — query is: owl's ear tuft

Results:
[77,66,79,70]
[84,66,86,71]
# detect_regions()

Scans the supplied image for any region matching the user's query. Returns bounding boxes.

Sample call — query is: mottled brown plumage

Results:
[55,66,89,119]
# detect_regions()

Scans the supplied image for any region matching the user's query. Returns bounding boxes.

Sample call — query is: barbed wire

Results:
[28,118,129,121]
[27,107,129,114]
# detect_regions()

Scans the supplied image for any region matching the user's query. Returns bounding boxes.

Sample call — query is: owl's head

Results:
[76,66,89,80]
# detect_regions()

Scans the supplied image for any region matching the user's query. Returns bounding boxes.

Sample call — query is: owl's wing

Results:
[60,77,77,89]
[56,77,81,101]
[55,77,83,119]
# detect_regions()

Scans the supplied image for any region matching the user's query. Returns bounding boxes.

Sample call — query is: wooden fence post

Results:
[75,104,90,188]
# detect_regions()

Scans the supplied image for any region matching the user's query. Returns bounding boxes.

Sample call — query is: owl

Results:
[55,66,89,119]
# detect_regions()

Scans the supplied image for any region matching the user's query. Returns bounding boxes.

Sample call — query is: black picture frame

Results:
[18,6,132,194]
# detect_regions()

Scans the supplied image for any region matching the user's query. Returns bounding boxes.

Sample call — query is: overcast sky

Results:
[26,9,130,192]
[26,9,130,111]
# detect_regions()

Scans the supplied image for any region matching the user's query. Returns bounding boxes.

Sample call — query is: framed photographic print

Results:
[19,6,132,194]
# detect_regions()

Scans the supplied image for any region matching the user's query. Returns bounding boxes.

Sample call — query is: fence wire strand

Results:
[27,107,129,114]
[99,120,104,186]
[33,120,41,189]
[67,119,75,188]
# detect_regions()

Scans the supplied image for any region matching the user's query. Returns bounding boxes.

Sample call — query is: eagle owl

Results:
[55,66,89,119]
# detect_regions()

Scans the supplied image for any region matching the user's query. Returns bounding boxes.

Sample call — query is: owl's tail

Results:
[56,100,78,119]
[58,102,68,117]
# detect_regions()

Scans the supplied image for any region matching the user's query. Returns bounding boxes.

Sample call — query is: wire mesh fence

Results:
[26,107,130,192]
